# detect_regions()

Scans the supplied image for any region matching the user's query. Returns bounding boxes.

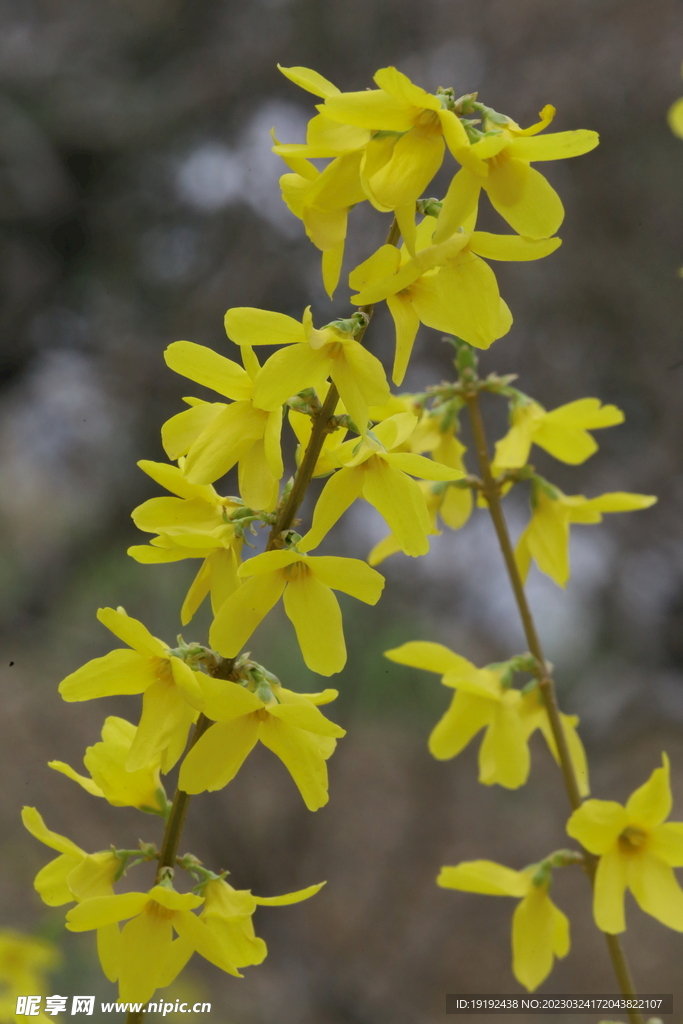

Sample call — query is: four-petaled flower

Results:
[437,859,569,991]
[567,754,683,934]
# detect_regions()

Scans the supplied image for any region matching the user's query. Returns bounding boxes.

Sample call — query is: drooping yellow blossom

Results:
[384,642,587,790]
[515,485,657,588]
[368,420,472,565]
[197,878,324,968]
[161,342,283,508]
[349,214,559,382]
[437,860,569,991]
[49,716,166,814]
[299,412,462,556]
[0,931,60,1024]
[434,106,599,243]
[210,551,384,676]
[21,808,121,983]
[65,885,225,1003]
[567,754,683,934]
[58,608,202,772]
[273,66,372,296]
[520,687,589,797]
[493,398,624,471]
[225,306,390,435]
[180,679,344,809]
[127,460,243,625]
[319,66,486,252]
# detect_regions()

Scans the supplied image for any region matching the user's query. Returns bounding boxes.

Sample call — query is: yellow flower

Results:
[299,412,462,557]
[493,397,624,471]
[22,808,121,984]
[180,679,343,808]
[161,341,283,508]
[567,754,683,934]
[65,885,225,1004]
[320,66,485,252]
[225,306,390,436]
[434,106,598,243]
[0,930,59,1022]
[58,608,202,772]
[384,642,587,790]
[209,551,384,676]
[349,214,559,382]
[437,860,569,991]
[127,460,243,625]
[197,877,324,967]
[48,716,166,814]
[515,484,657,588]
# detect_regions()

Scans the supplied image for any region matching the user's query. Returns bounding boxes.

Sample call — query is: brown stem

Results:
[463,389,644,1024]
[266,216,401,551]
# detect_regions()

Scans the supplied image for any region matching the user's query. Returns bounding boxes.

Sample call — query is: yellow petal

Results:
[566,800,628,854]
[283,572,346,675]
[510,129,599,162]
[132,496,222,536]
[364,129,445,212]
[137,460,217,502]
[383,452,463,481]
[128,544,193,564]
[238,440,278,511]
[173,910,242,976]
[117,908,172,1003]
[67,852,118,901]
[578,492,657,515]
[433,168,482,243]
[348,243,401,291]
[332,342,390,430]
[268,701,345,737]
[253,882,325,906]
[532,424,598,465]
[438,109,488,175]
[468,232,561,261]
[277,64,340,98]
[386,293,420,385]
[164,341,253,400]
[627,852,683,931]
[526,497,571,587]
[373,66,441,111]
[224,307,305,346]
[179,717,261,793]
[183,401,267,485]
[196,676,263,722]
[478,695,530,789]
[362,458,431,556]
[668,96,683,139]
[309,555,385,604]
[648,822,683,867]
[368,533,402,566]
[253,345,331,412]
[322,90,416,133]
[48,761,103,798]
[429,691,494,760]
[259,716,332,810]
[96,607,167,658]
[66,893,150,931]
[483,158,564,239]
[440,485,473,530]
[625,753,672,830]
[34,854,83,906]
[306,114,370,153]
[437,860,529,897]
[593,846,628,933]
[209,571,287,657]
[384,641,476,677]
[126,678,194,772]
[161,402,225,461]
[181,557,212,626]
[411,253,506,350]
[322,240,344,298]
[97,923,121,983]
[512,887,566,991]
[155,937,194,989]
[298,466,365,553]
[59,649,155,701]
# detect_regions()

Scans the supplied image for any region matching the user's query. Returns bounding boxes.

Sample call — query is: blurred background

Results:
[1,0,683,1020]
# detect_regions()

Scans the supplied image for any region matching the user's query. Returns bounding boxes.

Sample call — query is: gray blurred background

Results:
[1,1,683,1021]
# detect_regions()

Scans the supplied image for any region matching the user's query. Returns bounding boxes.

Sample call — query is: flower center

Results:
[146,900,175,920]
[283,561,309,581]
[619,826,648,852]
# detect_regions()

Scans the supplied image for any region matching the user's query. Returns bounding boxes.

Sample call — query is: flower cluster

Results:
[23,59,664,1007]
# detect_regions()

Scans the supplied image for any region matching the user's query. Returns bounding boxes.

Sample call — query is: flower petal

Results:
[259,716,332,810]
[66,893,150,931]
[438,860,529,896]
[478,695,530,789]
[593,846,628,934]
[383,452,463,481]
[278,64,340,98]
[253,345,331,412]
[433,168,482,243]
[184,402,268,485]
[161,402,226,461]
[253,882,325,906]
[209,571,287,657]
[308,555,385,604]
[362,458,431,556]
[429,691,494,760]
[468,232,561,261]
[512,887,565,991]
[384,641,477,677]
[322,90,416,133]
[164,341,253,400]
[179,718,261,793]
[627,852,683,931]
[386,292,420,385]
[118,908,172,1004]
[126,678,195,773]
[173,910,242,976]
[58,649,156,701]
[283,572,346,675]
[96,607,167,658]
[510,129,599,162]
[648,822,683,867]
[625,753,672,830]
[224,308,305,347]
[566,800,628,855]
[483,158,564,239]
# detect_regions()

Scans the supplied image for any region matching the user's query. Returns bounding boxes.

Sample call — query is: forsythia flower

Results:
[493,398,624,471]
[180,679,344,809]
[225,306,390,436]
[127,460,243,625]
[515,485,657,587]
[434,106,599,243]
[567,753,683,934]
[58,608,203,772]
[161,341,283,508]
[0,931,59,1024]
[319,66,485,252]
[49,716,166,814]
[384,642,588,791]
[209,551,384,676]
[349,214,559,382]
[22,808,121,983]
[437,860,569,991]
[299,412,463,557]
